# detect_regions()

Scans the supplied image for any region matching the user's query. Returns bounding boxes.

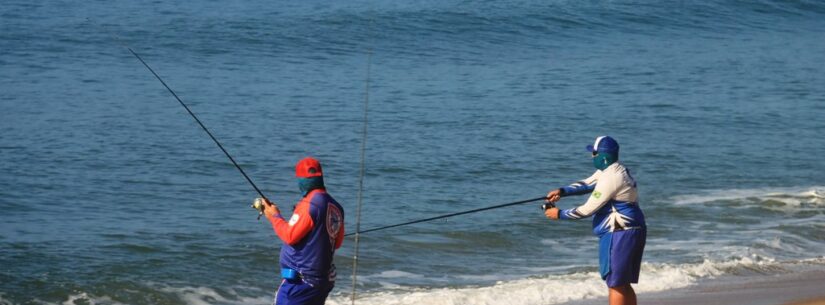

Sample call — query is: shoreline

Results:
[559,269,825,305]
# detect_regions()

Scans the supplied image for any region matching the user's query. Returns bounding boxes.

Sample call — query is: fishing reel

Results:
[541,201,556,211]
[252,198,268,220]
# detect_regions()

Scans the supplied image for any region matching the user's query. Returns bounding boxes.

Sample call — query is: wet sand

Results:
[783,297,825,305]
[560,269,825,305]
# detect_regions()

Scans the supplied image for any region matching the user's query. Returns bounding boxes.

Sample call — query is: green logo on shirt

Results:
[592,191,602,199]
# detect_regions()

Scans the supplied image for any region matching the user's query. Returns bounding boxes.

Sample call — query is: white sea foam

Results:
[64,293,127,305]
[326,256,825,305]
[670,186,825,206]
[364,270,425,279]
[12,257,824,305]
[156,286,271,305]
[0,293,13,305]
[25,286,271,305]
[359,270,430,289]
[29,292,130,305]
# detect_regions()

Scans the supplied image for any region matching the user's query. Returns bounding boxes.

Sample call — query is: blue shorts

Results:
[599,228,646,288]
[274,279,332,305]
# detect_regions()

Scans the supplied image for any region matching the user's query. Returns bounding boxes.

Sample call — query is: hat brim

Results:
[586,144,596,152]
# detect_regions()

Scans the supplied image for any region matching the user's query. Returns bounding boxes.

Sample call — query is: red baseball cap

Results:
[295,157,323,178]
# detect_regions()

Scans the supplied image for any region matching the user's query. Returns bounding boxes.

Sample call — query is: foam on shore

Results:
[324,257,825,305]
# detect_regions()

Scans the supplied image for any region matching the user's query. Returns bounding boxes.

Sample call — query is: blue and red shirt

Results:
[267,189,345,286]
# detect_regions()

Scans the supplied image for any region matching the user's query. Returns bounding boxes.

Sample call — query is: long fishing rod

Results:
[344,196,550,236]
[96,21,270,218]
[350,11,375,305]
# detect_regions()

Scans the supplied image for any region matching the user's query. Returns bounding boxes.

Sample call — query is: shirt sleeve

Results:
[559,171,600,197]
[559,171,620,220]
[267,202,314,245]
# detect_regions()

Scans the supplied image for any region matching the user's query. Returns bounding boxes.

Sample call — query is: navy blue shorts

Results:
[599,228,646,288]
[274,279,332,305]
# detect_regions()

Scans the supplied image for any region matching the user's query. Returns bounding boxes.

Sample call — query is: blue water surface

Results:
[2,0,824,304]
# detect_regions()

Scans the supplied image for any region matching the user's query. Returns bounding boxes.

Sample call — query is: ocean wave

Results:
[30,292,129,305]
[85,0,825,61]
[326,256,825,305]
[155,286,270,305]
[670,186,825,206]
[25,286,271,305]
[8,257,824,305]
[0,293,13,305]
[362,270,426,279]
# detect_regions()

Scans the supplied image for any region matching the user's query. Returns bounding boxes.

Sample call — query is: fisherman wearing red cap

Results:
[544,136,646,305]
[258,157,345,305]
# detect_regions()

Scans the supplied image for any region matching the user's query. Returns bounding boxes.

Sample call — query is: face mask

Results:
[298,177,325,196]
[593,152,617,170]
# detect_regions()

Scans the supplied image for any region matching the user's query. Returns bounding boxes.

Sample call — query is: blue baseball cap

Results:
[586,136,619,155]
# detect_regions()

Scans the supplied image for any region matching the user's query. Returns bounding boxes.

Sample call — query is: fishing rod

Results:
[350,12,374,305]
[344,196,551,236]
[95,20,271,219]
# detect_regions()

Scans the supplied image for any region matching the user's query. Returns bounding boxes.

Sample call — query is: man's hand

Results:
[263,198,281,218]
[546,189,562,203]
[545,207,560,220]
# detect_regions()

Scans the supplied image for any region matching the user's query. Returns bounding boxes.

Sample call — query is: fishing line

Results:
[91,19,270,208]
[345,196,549,236]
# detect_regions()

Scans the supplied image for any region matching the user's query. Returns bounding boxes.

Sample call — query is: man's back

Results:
[279,189,344,286]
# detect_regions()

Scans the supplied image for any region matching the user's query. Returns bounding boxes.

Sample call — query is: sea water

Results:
[2,1,825,304]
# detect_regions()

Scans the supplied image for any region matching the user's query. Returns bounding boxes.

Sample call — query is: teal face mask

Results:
[593,152,618,170]
[298,177,325,196]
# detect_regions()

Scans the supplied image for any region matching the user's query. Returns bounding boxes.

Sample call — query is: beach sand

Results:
[560,269,825,305]
[785,298,825,305]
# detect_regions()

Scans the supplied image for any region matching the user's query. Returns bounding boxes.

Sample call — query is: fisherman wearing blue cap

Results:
[544,136,646,305]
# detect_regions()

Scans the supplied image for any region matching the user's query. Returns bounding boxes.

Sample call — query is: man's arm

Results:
[558,172,621,220]
[559,171,600,197]
[267,202,314,245]
[546,171,600,204]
